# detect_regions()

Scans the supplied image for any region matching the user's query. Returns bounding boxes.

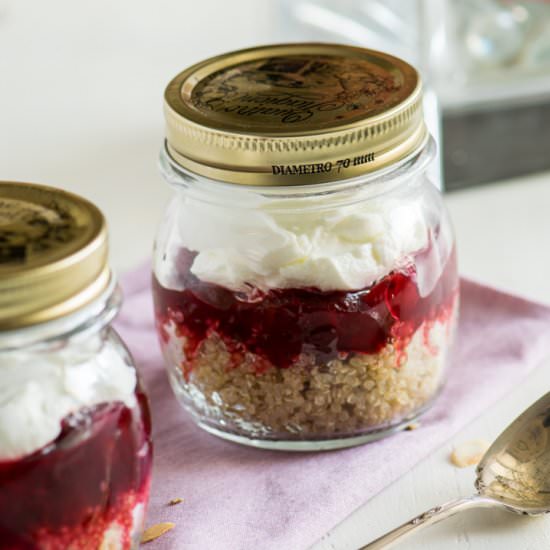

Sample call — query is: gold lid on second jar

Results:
[164,43,427,186]
[0,182,111,330]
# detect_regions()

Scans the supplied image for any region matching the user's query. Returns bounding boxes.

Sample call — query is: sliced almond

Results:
[141,522,175,543]
[405,422,420,431]
[168,498,184,506]
[450,439,489,468]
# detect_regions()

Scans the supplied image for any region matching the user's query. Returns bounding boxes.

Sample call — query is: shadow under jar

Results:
[153,43,459,451]
[0,182,152,549]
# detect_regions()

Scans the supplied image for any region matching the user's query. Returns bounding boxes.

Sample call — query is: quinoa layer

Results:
[162,313,456,439]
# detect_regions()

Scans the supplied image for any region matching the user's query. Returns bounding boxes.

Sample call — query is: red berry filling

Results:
[0,391,152,550]
[153,246,458,376]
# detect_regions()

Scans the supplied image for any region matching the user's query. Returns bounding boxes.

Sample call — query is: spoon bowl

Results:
[476,392,550,515]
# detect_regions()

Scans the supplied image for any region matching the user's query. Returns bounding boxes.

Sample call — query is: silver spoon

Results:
[360,392,550,549]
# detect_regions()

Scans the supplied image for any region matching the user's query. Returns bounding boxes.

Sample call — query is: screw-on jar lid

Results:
[0,182,111,330]
[164,43,428,186]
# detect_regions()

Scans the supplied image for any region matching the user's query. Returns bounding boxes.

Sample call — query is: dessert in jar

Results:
[0,182,153,549]
[153,43,459,450]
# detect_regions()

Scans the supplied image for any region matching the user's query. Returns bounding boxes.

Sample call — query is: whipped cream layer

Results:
[0,338,137,460]
[158,184,430,292]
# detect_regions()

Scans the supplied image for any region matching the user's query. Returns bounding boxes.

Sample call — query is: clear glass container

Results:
[153,44,459,450]
[0,182,152,548]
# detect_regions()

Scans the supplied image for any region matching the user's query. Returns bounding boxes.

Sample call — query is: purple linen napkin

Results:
[115,265,550,550]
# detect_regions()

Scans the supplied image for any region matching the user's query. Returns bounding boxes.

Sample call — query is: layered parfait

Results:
[0,335,152,549]
[153,184,458,444]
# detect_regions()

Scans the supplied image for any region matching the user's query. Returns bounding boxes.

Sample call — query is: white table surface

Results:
[2,2,550,548]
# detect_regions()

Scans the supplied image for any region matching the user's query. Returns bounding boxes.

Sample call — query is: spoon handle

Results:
[358,494,497,549]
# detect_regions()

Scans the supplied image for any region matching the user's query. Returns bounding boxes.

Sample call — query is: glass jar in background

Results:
[0,182,152,549]
[153,44,459,451]
[278,1,550,189]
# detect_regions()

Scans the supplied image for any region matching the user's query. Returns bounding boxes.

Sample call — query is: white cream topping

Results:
[0,339,137,460]
[157,185,429,292]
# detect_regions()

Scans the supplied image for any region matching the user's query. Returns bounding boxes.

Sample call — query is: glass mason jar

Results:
[0,182,152,549]
[153,44,459,451]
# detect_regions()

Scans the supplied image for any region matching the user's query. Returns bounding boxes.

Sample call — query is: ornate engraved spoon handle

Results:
[359,495,499,549]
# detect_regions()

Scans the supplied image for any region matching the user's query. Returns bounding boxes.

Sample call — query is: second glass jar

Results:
[0,181,152,548]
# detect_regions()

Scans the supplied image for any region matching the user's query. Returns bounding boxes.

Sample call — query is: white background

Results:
[2,1,550,548]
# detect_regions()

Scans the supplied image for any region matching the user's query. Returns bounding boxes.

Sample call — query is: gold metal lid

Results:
[164,43,428,186]
[0,182,111,330]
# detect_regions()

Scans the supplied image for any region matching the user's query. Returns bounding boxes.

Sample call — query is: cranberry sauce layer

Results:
[0,392,152,550]
[153,247,458,371]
